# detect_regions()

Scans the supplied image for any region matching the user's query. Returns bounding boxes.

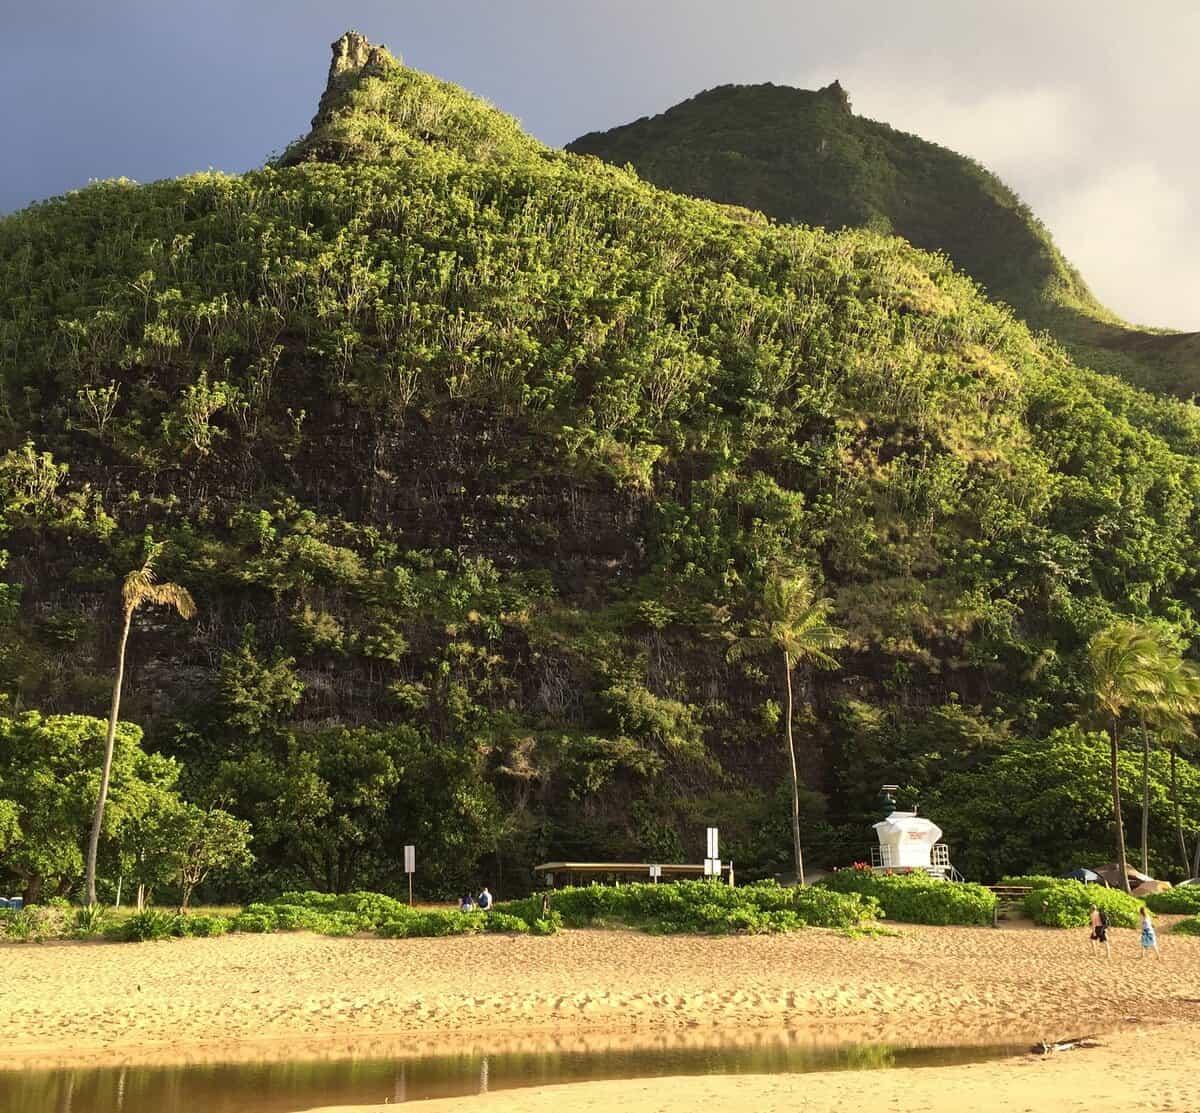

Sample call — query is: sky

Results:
[6,1,1198,329]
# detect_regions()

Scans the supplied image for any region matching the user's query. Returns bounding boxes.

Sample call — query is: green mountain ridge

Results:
[2,33,1200,896]
[568,81,1200,397]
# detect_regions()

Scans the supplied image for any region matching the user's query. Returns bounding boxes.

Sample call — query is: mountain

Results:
[2,33,1200,894]
[568,82,1200,397]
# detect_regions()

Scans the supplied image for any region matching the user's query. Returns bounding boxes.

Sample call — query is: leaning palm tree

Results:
[729,570,845,886]
[85,544,196,906]
[1086,622,1171,894]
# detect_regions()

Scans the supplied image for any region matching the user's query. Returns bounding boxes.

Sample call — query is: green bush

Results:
[230,912,274,934]
[1145,888,1200,915]
[496,881,875,935]
[181,914,230,937]
[0,908,37,942]
[1022,881,1141,928]
[1171,916,1200,936]
[113,909,185,942]
[73,905,108,937]
[997,875,1062,890]
[821,870,996,926]
[484,911,531,934]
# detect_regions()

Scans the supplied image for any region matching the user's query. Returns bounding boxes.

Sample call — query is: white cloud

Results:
[1040,163,1200,329]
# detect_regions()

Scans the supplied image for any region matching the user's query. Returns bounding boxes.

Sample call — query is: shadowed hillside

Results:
[569,82,1200,397]
[3,34,1200,895]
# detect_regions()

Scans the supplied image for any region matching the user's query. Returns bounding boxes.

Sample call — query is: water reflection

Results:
[2,1036,1025,1113]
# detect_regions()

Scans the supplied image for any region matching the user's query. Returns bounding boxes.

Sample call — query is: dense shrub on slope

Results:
[3,34,1200,895]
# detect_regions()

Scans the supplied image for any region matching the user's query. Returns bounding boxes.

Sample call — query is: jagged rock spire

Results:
[819,80,852,114]
[309,31,399,131]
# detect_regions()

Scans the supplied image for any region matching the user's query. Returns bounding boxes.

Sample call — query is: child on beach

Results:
[1139,906,1160,960]
[1089,904,1111,959]
[460,893,475,912]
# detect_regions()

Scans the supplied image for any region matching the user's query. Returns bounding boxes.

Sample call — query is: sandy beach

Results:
[3,922,1199,1109]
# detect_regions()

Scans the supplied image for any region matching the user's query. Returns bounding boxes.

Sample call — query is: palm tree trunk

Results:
[85,607,132,906]
[1172,746,1190,875]
[1110,719,1132,895]
[783,650,804,886]
[1141,722,1150,875]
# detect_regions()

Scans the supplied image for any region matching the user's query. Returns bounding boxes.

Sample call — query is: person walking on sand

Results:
[1139,906,1160,960]
[1089,904,1111,959]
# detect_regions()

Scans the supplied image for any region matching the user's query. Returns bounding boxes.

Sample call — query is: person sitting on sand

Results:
[1139,906,1160,960]
[460,893,475,913]
[1089,904,1111,959]
[477,886,493,912]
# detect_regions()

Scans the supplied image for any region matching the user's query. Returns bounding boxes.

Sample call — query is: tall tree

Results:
[1144,658,1200,874]
[1086,622,1171,894]
[729,570,844,886]
[85,544,195,906]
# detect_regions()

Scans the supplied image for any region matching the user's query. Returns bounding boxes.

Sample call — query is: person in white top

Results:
[477,886,493,911]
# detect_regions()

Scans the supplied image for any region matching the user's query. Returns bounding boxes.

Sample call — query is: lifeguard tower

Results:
[869,785,959,879]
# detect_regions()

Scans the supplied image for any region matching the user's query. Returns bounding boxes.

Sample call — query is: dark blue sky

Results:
[6,1,1197,327]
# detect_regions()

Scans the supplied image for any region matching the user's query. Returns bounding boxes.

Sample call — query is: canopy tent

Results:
[1090,862,1172,894]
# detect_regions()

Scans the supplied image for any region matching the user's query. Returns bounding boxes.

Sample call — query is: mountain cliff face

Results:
[2,34,1200,891]
[569,82,1200,397]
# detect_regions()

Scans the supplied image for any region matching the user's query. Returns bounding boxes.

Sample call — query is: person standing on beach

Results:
[1139,906,1160,960]
[477,886,493,912]
[1089,904,1111,959]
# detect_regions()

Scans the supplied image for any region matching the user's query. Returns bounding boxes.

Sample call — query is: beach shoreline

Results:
[3,922,1199,1109]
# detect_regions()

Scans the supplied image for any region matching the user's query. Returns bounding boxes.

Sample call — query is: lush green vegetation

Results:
[1021,880,1142,927]
[502,880,876,934]
[1171,916,1200,936]
[5,35,1200,903]
[569,81,1199,396]
[820,869,995,925]
[1144,887,1200,914]
[932,730,1200,883]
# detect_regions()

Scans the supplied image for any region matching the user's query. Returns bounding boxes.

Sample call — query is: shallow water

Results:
[2,1036,1026,1112]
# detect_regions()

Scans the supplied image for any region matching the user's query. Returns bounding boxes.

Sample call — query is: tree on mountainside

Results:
[85,544,196,907]
[1086,623,1175,893]
[1141,657,1200,874]
[729,571,844,886]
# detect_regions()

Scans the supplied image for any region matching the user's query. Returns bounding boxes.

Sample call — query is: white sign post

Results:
[704,827,720,880]
[649,864,662,883]
[404,844,416,906]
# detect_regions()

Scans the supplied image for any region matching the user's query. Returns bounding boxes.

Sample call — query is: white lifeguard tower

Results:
[869,786,957,878]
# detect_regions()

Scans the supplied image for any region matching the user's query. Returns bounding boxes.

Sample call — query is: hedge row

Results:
[499,880,877,934]
[820,870,996,925]
[1022,881,1141,927]
[1144,888,1200,915]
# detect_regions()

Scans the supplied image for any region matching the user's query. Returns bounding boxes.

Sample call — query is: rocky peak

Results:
[818,80,852,114]
[309,31,399,130]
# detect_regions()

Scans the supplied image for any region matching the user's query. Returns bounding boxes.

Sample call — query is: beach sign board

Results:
[404,845,416,874]
[706,827,719,860]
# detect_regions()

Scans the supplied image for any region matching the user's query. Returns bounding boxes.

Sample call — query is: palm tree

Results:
[1143,658,1200,874]
[85,544,196,906]
[729,570,845,886]
[1086,622,1171,894]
